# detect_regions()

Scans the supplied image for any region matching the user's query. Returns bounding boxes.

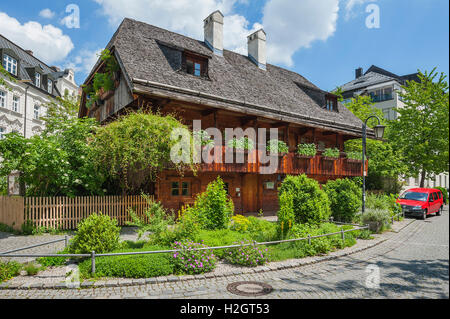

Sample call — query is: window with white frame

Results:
[35,72,41,87]
[3,54,17,76]
[34,104,40,120]
[0,127,5,139]
[12,96,19,112]
[47,79,53,94]
[0,90,6,108]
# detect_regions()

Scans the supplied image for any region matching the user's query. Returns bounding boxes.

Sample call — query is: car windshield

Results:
[400,192,428,202]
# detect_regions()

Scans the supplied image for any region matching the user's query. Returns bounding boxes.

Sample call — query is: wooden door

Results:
[242,174,259,213]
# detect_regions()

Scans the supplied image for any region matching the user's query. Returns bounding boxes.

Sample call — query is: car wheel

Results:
[436,206,442,216]
[422,209,427,220]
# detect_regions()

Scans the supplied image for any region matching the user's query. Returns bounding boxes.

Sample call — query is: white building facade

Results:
[340,65,449,191]
[0,34,78,139]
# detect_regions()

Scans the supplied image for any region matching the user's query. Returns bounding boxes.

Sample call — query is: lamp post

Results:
[362,115,386,214]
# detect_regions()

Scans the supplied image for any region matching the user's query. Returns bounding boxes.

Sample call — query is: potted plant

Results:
[322,148,340,161]
[194,130,215,149]
[267,139,289,156]
[227,137,255,154]
[346,151,363,163]
[297,143,317,159]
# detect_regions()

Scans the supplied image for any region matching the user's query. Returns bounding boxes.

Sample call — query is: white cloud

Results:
[263,0,340,66]
[64,48,103,75]
[39,8,55,19]
[344,0,376,20]
[0,12,74,64]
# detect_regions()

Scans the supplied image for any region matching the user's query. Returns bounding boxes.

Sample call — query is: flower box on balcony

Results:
[322,156,338,162]
[347,158,363,163]
[297,154,314,159]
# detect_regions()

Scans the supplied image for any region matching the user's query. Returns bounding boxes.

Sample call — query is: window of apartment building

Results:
[47,79,53,94]
[35,72,41,88]
[0,90,6,108]
[369,87,393,103]
[3,54,17,76]
[0,127,5,139]
[34,104,40,120]
[12,96,19,112]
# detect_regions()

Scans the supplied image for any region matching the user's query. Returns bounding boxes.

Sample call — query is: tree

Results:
[343,95,407,192]
[388,68,449,187]
[332,86,344,102]
[90,111,195,195]
[41,94,80,133]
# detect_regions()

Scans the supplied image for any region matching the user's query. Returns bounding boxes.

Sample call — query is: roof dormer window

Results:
[3,54,17,76]
[183,53,208,78]
[35,72,41,87]
[325,96,337,112]
[47,79,53,94]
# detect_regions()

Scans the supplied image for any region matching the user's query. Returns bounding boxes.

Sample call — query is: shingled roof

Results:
[83,18,369,137]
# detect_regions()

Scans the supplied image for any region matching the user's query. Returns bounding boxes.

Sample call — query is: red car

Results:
[397,188,444,220]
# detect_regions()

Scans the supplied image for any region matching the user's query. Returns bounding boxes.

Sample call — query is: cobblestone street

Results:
[0,208,448,299]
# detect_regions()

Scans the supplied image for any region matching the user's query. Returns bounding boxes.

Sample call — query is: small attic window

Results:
[183,52,208,78]
[325,95,337,112]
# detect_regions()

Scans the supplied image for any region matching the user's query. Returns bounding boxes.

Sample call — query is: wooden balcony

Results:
[199,146,367,177]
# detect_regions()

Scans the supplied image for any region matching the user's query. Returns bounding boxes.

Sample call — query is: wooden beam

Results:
[201,109,217,117]
[241,116,257,126]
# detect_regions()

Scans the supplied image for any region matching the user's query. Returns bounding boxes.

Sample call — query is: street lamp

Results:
[362,115,386,214]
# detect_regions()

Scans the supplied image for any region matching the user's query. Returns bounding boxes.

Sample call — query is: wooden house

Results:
[79,11,373,215]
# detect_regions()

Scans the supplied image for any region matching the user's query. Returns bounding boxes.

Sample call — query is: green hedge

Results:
[78,246,174,279]
[323,178,362,223]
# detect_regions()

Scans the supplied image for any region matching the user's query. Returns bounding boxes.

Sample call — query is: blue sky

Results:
[0,0,448,91]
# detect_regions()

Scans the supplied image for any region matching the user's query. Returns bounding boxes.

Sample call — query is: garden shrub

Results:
[361,209,391,233]
[0,260,21,282]
[278,174,331,225]
[193,229,252,258]
[172,241,216,275]
[323,178,362,222]
[366,193,401,217]
[188,177,234,230]
[224,240,269,267]
[127,194,175,241]
[69,213,120,254]
[246,217,278,242]
[37,247,70,267]
[277,191,295,238]
[231,215,251,232]
[78,245,173,279]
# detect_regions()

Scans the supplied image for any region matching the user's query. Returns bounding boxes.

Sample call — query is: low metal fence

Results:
[0,225,368,274]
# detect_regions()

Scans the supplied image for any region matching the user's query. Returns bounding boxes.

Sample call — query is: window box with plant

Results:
[322,148,340,161]
[346,151,363,163]
[267,139,289,156]
[227,137,255,154]
[297,143,317,159]
[82,49,120,110]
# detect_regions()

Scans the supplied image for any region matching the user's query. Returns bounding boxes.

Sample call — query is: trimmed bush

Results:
[224,240,270,267]
[0,260,21,282]
[172,241,216,275]
[278,175,331,225]
[78,246,173,279]
[324,178,362,222]
[69,213,120,254]
[188,177,234,230]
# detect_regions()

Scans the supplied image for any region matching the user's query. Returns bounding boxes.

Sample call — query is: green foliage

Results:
[323,178,362,223]
[435,187,448,204]
[0,223,19,234]
[23,263,40,276]
[79,245,174,279]
[193,229,252,258]
[0,64,16,90]
[346,151,363,161]
[127,194,174,241]
[90,111,193,194]
[186,177,234,230]
[224,240,270,267]
[388,69,449,186]
[172,241,216,275]
[69,213,120,254]
[297,143,317,157]
[332,86,344,102]
[344,95,385,128]
[246,217,278,242]
[0,260,22,282]
[231,215,251,232]
[0,176,7,196]
[37,248,70,267]
[278,175,331,225]
[193,130,214,146]
[277,191,295,238]
[0,113,102,197]
[361,209,391,233]
[267,139,289,154]
[323,148,340,158]
[227,137,254,150]
[365,193,401,216]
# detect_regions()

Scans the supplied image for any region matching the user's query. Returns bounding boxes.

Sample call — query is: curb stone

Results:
[0,219,418,291]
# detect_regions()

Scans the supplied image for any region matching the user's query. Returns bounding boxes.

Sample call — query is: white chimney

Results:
[204,10,224,56]
[248,29,267,70]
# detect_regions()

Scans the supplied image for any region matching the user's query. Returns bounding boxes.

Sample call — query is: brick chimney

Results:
[355,67,363,79]
[25,50,33,56]
[248,29,267,70]
[204,10,224,56]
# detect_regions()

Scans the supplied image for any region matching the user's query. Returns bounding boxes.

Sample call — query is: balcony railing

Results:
[198,146,367,177]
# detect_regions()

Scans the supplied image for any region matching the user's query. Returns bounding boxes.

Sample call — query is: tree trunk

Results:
[420,170,426,188]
